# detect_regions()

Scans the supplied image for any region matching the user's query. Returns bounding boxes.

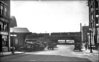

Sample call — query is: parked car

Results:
[24,39,46,51]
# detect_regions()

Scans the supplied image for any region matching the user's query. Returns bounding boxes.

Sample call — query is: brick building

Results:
[88,0,99,49]
[82,26,89,43]
[10,27,32,50]
[0,0,10,52]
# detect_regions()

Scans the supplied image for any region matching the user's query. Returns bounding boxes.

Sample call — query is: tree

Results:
[10,16,17,28]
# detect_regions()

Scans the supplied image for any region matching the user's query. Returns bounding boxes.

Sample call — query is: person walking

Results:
[11,47,15,55]
[85,42,88,50]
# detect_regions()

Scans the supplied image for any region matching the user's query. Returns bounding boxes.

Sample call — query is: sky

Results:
[11,0,89,33]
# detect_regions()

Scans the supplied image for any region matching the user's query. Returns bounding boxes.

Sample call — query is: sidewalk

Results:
[73,48,99,62]
[0,51,24,57]
[81,46,99,55]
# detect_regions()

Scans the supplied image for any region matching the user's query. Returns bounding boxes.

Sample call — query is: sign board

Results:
[0,32,8,35]
[10,34,17,37]
[58,40,65,43]
[66,40,74,43]
[0,18,9,23]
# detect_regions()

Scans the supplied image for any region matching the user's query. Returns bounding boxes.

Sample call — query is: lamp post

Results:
[88,0,93,53]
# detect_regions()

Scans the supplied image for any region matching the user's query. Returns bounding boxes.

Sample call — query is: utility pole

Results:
[80,23,83,50]
[89,28,93,53]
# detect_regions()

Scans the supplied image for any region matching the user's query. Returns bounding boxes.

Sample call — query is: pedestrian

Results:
[85,42,88,50]
[75,42,82,51]
[11,47,15,55]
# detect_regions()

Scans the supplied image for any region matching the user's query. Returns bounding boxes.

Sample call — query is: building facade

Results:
[10,27,32,51]
[0,0,10,52]
[88,0,99,49]
[82,26,89,43]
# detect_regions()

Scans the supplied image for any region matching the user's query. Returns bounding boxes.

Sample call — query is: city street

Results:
[0,0,99,62]
[1,45,98,62]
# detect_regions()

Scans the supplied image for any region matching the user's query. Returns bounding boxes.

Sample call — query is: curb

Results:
[0,52,24,57]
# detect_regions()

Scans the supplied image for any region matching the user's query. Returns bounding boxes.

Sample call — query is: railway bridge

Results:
[48,32,81,43]
[47,32,82,51]
[25,32,82,51]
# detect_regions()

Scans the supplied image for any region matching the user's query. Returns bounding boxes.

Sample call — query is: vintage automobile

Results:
[47,42,57,50]
[24,39,46,51]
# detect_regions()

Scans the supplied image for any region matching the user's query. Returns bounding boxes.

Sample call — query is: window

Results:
[95,0,98,8]
[95,10,98,15]
[91,8,94,12]
[4,7,7,17]
[4,24,7,31]
[0,21,3,31]
[0,5,3,15]
[95,17,98,24]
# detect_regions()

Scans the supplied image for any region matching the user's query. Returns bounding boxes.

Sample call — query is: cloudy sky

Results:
[11,0,89,33]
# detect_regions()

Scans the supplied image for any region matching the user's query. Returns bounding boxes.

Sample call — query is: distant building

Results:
[82,26,89,43]
[0,0,10,52]
[25,33,50,43]
[10,27,32,50]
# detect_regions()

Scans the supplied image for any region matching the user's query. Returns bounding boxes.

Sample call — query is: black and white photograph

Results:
[0,0,99,62]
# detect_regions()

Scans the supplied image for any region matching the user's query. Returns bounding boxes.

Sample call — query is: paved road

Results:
[1,54,91,62]
[0,45,94,62]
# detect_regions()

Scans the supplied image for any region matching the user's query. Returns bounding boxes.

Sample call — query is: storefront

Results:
[0,20,9,52]
[0,0,10,52]
[10,27,32,51]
